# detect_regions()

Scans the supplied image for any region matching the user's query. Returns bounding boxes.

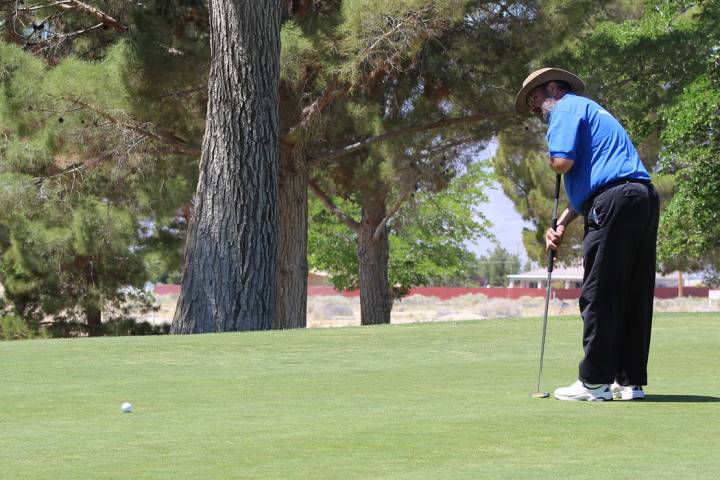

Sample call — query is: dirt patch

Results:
[141,294,719,328]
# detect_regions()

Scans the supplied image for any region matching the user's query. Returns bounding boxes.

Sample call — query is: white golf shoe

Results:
[553,380,613,401]
[610,382,645,400]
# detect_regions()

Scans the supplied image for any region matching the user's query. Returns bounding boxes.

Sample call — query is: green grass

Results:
[1,313,719,479]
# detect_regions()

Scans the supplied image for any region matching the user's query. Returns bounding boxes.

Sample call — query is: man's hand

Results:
[545,224,565,251]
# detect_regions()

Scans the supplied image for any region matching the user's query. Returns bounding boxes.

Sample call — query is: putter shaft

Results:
[536,269,553,393]
[535,174,561,395]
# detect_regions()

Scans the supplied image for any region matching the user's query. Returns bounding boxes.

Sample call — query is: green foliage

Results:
[280,20,316,87]
[335,0,461,84]
[0,315,32,340]
[0,174,41,217]
[476,245,521,287]
[0,199,148,323]
[2,137,54,174]
[429,244,522,287]
[144,249,184,284]
[552,0,707,145]
[101,288,166,336]
[0,2,207,333]
[72,200,136,257]
[309,161,492,295]
[657,69,720,275]
[0,0,133,62]
[102,317,170,336]
[308,196,361,292]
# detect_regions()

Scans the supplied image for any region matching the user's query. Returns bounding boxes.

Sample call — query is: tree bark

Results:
[171,0,281,333]
[358,205,392,325]
[85,305,102,337]
[274,140,308,329]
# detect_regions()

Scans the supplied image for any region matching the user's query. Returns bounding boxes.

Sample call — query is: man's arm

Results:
[548,156,574,174]
[546,205,578,251]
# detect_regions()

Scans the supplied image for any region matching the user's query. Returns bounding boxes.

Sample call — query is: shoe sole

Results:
[613,391,645,400]
[554,394,613,401]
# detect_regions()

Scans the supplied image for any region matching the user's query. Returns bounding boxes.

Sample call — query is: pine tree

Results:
[1,0,656,334]
[282,0,629,325]
[0,1,207,335]
[170,1,282,333]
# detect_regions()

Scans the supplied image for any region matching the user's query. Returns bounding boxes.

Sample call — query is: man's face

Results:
[526,85,549,114]
[526,82,558,123]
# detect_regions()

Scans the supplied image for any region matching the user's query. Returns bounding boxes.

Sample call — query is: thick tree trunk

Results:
[171,1,281,333]
[274,141,308,329]
[85,305,102,337]
[358,206,392,325]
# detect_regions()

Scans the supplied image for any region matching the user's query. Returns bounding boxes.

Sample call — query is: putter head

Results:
[531,391,550,399]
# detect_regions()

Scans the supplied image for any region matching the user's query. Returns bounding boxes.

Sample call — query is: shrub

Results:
[102,318,170,336]
[0,315,29,340]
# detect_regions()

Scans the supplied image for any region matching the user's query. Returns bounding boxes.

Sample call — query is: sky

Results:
[469,183,531,263]
[465,141,534,264]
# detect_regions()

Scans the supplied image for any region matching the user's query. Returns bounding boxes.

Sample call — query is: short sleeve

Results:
[546,110,582,160]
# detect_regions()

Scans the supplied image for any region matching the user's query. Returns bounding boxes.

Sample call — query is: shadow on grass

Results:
[643,395,720,403]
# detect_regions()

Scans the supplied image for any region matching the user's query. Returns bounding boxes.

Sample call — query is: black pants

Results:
[579,181,660,385]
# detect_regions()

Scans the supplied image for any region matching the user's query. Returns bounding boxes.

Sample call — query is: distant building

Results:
[507,266,689,289]
[507,266,584,289]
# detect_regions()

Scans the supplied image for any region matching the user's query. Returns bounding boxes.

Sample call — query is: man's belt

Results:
[582,178,652,215]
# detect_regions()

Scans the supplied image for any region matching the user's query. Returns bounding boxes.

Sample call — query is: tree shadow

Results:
[643,395,720,403]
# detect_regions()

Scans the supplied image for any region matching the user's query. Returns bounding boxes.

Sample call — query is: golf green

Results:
[2,312,719,479]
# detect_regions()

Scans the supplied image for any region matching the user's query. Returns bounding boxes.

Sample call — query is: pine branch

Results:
[289,8,436,136]
[309,178,360,232]
[62,97,201,156]
[291,80,344,134]
[355,9,423,63]
[312,111,513,165]
[56,21,105,39]
[17,0,127,32]
[33,163,85,185]
[373,189,414,241]
[16,1,69,12]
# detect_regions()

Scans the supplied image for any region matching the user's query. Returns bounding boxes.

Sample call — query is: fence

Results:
[306,286,709,300]
[153,284,708,300]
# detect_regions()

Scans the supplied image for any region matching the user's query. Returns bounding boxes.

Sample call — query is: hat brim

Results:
[514,68,586,116]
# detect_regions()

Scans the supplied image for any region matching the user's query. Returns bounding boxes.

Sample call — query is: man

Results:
[515,68,660,401]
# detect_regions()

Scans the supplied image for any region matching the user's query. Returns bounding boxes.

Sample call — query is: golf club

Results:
[531,173,561,399]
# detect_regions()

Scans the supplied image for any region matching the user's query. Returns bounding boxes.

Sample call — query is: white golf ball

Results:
[121,402,133,413]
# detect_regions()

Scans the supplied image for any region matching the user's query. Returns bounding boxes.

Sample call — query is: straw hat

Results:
[514,67,585,116]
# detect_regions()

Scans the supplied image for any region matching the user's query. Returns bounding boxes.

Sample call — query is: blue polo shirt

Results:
[546,93,650,214]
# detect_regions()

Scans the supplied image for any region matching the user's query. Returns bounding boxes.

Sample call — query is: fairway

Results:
[2,313,719,479]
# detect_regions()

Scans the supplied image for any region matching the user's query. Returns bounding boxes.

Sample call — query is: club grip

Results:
[547,174,561,273]
[547,216,557,273]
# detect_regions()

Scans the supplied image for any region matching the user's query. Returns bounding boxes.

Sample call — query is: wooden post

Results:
[678,271,684,298]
